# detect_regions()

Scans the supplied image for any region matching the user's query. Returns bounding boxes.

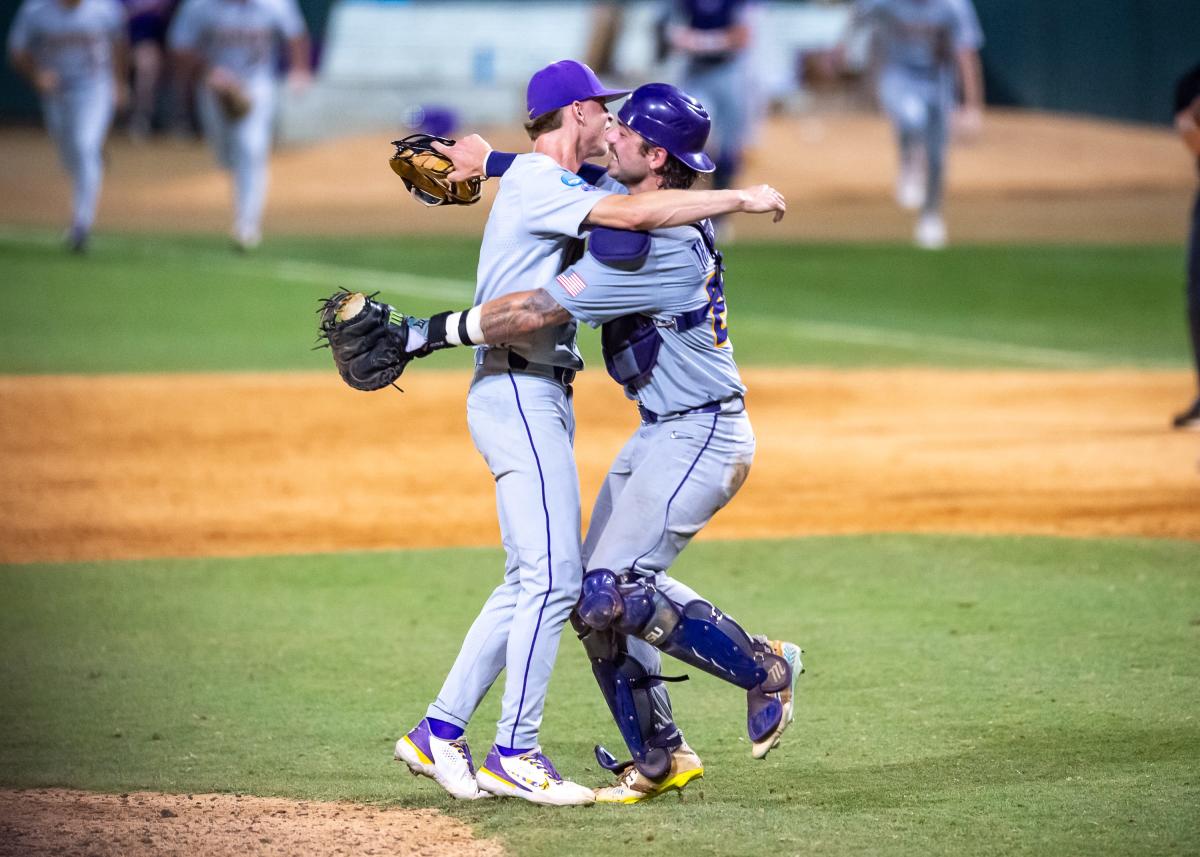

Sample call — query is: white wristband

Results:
[445,306,485,346]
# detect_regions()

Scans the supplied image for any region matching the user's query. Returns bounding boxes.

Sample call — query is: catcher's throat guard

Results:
[389,133,482,207]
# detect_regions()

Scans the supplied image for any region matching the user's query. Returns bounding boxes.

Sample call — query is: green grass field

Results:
[0,229,1190,372]
[1,538,1198,856]
[1,230,1197,855]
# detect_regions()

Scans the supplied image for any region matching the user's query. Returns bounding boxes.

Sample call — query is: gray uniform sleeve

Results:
[167,0,203,51]
[519,161,613,238]
[948,0,983,50]
[275,0,306,39]
[547,252,662,327]
[7,0,36,56]
[105,0,127,43]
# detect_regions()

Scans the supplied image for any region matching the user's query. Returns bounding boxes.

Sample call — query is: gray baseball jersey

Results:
[548,222,746,418]
[856,0,972,75]
[8,0,124,87]
[168,0,304,84]
[473,153,616,370]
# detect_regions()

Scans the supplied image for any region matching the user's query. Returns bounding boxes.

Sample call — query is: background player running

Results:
[8,0,128,253]
[395,83,801,805]
[661,0,753,194]
[389,60,787,807]
[837,0,984,249]
[120,0,174,141]
[167,0,310,251]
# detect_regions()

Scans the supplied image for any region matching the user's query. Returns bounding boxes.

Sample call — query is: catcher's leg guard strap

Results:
[582,570,790,694]
[653,600,787,692]
[573,612,681,780]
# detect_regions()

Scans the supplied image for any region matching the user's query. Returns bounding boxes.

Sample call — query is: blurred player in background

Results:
[121,0,173,140]
[168,0,310,251]
[7,0,128,253]
[839,0,984,249]
[1171,61,1200,430]
[662,0,754,194]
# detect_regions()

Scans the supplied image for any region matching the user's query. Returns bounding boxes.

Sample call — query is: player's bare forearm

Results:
[287,35,312,84]
[1178,101,1200,157]
[9,51,39,89]
[587,185,786,229]
[112,40,130,97]
[480,289,571,343]
[956,48,984,110]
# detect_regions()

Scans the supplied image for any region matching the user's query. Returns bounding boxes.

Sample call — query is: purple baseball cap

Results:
[526,60,630,121]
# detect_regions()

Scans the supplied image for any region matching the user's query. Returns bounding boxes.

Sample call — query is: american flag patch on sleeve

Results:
[556,271,587,297]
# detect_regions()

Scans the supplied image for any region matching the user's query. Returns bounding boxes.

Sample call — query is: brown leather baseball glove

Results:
[389,133,482,206]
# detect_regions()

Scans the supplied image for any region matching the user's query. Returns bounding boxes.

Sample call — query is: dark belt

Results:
[495,350,576,386]
[637,397,742,425]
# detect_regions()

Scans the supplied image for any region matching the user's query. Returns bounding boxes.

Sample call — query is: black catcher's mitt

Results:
[389,133,482,207]
[316,290,413,391]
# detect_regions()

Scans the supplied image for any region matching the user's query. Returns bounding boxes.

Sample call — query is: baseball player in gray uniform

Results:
[8,0,128,253]
[393,81,798,805]
[390,60,787,806]
[167,0,309,251]
[841,0,984,249]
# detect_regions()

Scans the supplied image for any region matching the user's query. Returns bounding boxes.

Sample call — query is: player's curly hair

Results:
[640,141,698,190]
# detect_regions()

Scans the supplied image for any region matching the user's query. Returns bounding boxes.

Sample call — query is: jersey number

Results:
[706,275,729,347]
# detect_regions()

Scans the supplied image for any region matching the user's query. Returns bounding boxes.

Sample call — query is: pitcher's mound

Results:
[0,789,504,857]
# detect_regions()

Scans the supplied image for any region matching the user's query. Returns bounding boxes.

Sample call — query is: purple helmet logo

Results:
[617,83,716,174]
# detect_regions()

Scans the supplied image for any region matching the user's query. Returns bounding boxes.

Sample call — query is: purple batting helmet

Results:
[617,83,715,173]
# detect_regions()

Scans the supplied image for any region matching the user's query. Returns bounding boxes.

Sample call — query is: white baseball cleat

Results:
[476,745,595,806]
[394,719,491,800]
[914,212,948,250]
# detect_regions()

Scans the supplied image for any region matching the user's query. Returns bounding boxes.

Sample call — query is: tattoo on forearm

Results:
[482,289,571,342]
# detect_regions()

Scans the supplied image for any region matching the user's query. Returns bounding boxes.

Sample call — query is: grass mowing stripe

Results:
[271,259,472,302]
[1,535,1197,856]
[777,318,1110,368]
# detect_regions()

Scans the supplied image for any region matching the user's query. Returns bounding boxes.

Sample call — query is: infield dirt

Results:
[1,368,1196,566]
